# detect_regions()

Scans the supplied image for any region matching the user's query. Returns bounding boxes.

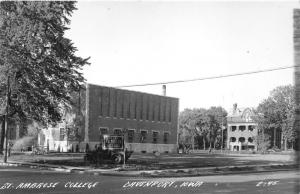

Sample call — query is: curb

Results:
[0,161,297,177]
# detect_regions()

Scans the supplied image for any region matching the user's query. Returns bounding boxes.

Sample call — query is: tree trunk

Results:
[273,128,277,148]
[191,134,194,151]
[281,132,284,150]
[284,138,287,151]
[0,117,5,154]
[203,136,206,150]
[213,139,216,150]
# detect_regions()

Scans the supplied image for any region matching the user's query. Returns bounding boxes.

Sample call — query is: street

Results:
[0,166,299,194]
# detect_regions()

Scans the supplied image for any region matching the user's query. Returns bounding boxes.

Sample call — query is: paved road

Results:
[0,166,299,194]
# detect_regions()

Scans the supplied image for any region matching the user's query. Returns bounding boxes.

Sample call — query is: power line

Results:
[117,65,298,88]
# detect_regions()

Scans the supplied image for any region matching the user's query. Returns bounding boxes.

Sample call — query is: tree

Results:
[178,108,197,150]
[205,107,227,150]
[178,107,227,151]
[62,89,85,146]
[0,2,90,153]
[256,85,297,150]
[253,130,271,153]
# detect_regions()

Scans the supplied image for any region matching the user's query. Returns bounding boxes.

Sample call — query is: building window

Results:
[128,130,135,143]
[99,127,108,135]
[248,125,254,131]
[248,137,253,143]
[114,90,118,117]
[146,96,150,120]
[163,132,169,144]
[134,95,138,119]
[114,129,122,135]
[239,137,245,143]
[140,130,147,143]
[239,126,246,131]
[60,128,65,141]
[230,137,236,142]
[168,103,172,122]
[152,131,159,144]
[231,126,237,132]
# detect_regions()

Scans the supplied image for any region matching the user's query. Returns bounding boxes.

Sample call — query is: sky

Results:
[65,1,300,112]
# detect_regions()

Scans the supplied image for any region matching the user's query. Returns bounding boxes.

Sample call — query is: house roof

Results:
[227,105,256,123]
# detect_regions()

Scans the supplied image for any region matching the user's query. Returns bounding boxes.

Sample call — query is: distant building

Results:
[39,83,180,153]
[226,103,257,151]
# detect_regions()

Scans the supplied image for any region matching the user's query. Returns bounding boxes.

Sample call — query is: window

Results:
[248,137,253,143]
[239,137,245,143]
[114,129,122,135]
[168,103,172,122]
[128,130,135,143]
[140,130,147,143]
[152,131,159,144]
[99,128,108,135]
[231,126,237,132]
[60,128,65,141]
[248,125,254,131]
[230,137,236,142]
[163,132,169,144]
[239,126,246,131]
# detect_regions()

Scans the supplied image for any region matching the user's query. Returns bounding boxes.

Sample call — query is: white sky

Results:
[65,1,299,112]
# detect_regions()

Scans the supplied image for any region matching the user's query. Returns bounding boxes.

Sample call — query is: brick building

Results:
[227,103,257,151]
[82,84,179,153]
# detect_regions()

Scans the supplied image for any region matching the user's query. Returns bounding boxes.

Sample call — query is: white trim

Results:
[140,129,148,133]
[113,128,122,135]
[99,127,109,133]
[128,128,136,132]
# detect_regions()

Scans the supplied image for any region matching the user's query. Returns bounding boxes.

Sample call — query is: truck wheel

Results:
[112,154,122,164]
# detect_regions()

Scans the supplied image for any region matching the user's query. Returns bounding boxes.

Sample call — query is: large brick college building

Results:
[83,84,179,153]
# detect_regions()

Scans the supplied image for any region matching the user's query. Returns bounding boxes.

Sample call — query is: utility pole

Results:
[221,96,224,153]
[4,75,10,163]
[221,115,224,153]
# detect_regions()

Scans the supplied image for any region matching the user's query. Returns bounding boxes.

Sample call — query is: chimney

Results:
[233,103,237,114]
[162,85,166,96]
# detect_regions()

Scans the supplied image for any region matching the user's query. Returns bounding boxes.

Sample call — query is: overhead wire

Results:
[116,65,298,88]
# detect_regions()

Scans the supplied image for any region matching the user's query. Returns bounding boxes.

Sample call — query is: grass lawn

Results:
[0,151,296,170]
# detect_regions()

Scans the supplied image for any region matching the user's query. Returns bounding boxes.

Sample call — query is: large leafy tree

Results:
[178,107,227,151]
[0,2,89,151]
[256,85,297,150]
[178,108,198,149]
[205,106,227,149]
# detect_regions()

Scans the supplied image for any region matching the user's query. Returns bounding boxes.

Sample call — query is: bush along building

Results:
[227,103,257,151]
[39,83,179,153]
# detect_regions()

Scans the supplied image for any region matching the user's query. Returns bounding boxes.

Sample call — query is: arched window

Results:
[239,126,246,131]
[239,137,245,143]
[248,137,253,143]
[231,126,237,132]
[230,137,236,142]
[248,125,254,131]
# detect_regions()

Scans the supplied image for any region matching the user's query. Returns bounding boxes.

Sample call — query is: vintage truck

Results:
[84,135,133,164]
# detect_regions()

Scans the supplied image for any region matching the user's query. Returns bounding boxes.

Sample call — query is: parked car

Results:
[84,135,133,164]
